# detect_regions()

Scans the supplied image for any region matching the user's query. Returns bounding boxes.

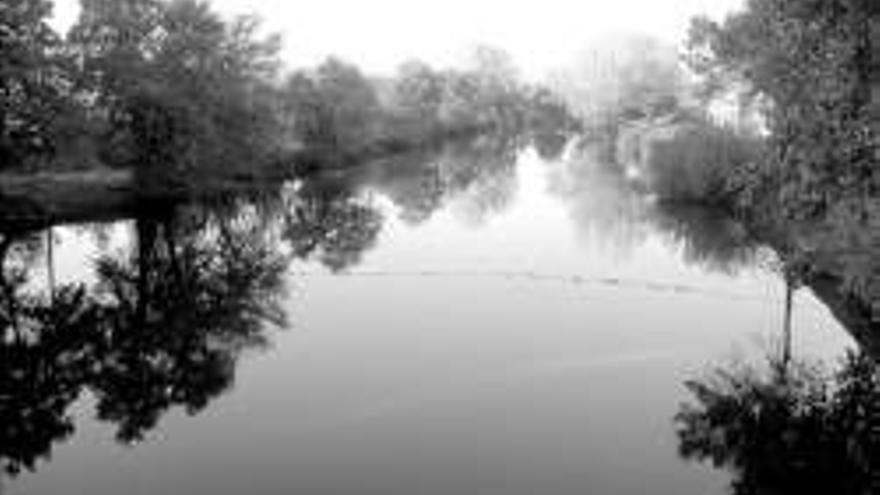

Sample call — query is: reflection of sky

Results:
[50,0,744,77]
[18,222,131,296]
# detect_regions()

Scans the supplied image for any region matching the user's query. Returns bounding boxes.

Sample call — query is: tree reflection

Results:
[445,135,521,226]
[531,131,569,162]
[650,205,763,275]
[363,134,522,227]
[283,182,384,272]
[548,135,770,274]
[548,139,651,257]
[0,284,98,475]
[369,150,448,226]
[675,349,875,494]
[89,206,288,442]
[0,232,101,475]
[0,199,290,474]
[0,175,406,475]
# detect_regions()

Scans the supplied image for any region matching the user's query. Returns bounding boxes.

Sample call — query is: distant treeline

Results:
[284,51,578,172]
[1,0,577,189]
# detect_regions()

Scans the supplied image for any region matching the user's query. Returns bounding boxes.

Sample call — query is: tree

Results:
[465,45,525,129]
[313,57,381,150]
[687,0,880,218]
[67,0,283,189]
[555,35,683,124]
[0,0,69,168]
[282,57,382,157]
[389,60,446,138]
[467,45,519,97]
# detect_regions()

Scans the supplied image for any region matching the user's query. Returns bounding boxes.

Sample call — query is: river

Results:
[1,135,861,495]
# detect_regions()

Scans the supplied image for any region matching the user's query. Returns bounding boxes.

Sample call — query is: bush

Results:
[643,121,763,206]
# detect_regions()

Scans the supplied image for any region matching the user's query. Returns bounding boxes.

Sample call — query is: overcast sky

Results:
[50,0,743,78]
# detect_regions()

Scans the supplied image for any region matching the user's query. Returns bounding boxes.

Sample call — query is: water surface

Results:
[2,137,858,495]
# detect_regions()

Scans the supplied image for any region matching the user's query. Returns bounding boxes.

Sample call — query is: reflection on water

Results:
[0,202,288,475]
[0,135,875,494]
[676,349,876,494]
[284,184,384,272]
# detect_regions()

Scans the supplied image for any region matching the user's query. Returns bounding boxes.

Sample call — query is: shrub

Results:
[644,121,763,206]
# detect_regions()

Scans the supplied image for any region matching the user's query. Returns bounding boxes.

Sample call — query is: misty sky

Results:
[50,0,743,78]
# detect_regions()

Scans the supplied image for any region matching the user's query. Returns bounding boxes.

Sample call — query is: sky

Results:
[50,0,743,79]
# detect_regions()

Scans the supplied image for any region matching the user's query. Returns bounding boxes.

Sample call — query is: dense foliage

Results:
[687,0,880,219]
[683,0,880,316]
[0,1,577,187]
[284,48,577,169]
[0,0,72,168]
[66,0,284,189]
[554,35,763,208]
[677,350,876,494]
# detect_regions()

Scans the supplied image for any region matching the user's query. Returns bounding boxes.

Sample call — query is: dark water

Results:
[0,136,860,495]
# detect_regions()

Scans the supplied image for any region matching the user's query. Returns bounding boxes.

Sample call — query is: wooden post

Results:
[782,274,794,372]
[46,227,55,303]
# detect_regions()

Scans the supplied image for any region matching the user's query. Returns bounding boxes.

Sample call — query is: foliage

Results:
[66,0,284,189]
[554,35,685,124]
[388,47,576,140]
[90,209,286,442]
[0,172,413,471]
[281,46,577,171]
[687,0,880,218]
[551,34,766,209]
[642,118,764,204]
[0,198,289,471]
[388,59,448,139]
[676,349,876,494]
[2,2,578,186]
[283,58,382,156]
[650,204,762,275]
[283,183,384,272]
[0,0,72,168]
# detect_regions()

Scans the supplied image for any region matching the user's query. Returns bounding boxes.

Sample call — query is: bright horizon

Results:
[50,0,743,79]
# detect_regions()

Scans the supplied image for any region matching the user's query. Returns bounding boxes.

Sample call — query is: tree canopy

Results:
[67,0,283,189]
[0,0,70,167]
[1,2,576,185]
[687,0,880,218]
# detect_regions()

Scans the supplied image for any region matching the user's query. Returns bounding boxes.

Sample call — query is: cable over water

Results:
[289,268,778,302]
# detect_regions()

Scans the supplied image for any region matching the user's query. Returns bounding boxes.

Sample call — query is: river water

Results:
[2,136,858,494]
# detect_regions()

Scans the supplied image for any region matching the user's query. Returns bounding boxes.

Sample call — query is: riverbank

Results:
[740,204,880,344]
[0,166,295,230]
[287,125,491,173]
[0,169,137,230]
[0,129,488,229]
[609,114,879,329]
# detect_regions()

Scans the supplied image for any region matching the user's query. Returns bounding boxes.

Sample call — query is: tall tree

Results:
[67,0,283,189]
